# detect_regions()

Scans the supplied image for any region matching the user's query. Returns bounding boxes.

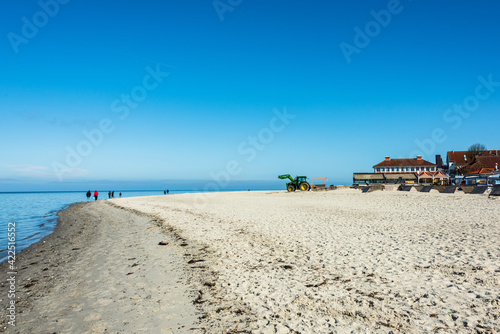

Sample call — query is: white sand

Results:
[111,189,500,333]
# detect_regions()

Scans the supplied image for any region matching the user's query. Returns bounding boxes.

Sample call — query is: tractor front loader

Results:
[278,174,311,192]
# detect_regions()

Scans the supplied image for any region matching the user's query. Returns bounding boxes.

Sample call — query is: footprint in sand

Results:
[84,313,101,322]
[95,298,113,306]
[90,322,107,333]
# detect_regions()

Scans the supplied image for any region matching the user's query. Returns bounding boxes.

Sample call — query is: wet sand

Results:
[0,201,198,333]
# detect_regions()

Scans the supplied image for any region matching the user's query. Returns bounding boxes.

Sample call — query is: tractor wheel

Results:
[299,182,311,191]
[287,184,296,192]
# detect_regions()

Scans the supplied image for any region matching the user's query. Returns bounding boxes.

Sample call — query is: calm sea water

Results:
[0,190,208,263]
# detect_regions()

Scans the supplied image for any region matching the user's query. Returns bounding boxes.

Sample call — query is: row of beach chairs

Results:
[355,184,500,197]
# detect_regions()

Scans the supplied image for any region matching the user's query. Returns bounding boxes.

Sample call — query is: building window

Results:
[411,167,415,171]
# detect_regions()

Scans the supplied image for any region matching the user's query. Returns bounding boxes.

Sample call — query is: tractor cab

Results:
[296,176,308,183]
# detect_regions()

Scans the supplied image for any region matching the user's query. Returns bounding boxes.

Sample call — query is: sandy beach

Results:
[2,189,499,333]
[0,201,198,333]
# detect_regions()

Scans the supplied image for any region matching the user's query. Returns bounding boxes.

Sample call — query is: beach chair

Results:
[470,186,487,194]
[460,185,475,194]
[489,185,500,197]
[434,185,446,193]
[420,185,433,193]
[361,186,371,193]
[442,186,457,194]
[401,185,412,192]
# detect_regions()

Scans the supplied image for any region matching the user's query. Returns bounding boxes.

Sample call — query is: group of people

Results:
[86,190,122,201]
[86,189,171,201]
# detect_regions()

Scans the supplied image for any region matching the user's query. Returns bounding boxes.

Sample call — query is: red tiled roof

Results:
[468,156,500,172]
[466,168,495,175]
[433,170,449,178]
[447,150,500,166]
[418,171,450,178]
[373,158,436,168]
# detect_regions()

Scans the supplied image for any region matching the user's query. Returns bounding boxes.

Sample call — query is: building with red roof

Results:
[447,150,500,173]
[353,155,448,185]
[468,156,500,173]
[373,155,437,174]
[451,153,500,185]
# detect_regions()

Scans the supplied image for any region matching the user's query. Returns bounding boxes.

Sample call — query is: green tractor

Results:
[278,174,311,192]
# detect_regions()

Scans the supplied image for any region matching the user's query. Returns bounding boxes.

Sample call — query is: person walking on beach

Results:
[108,191,111,199]
[119,192,122,198]
[112,191,115,198]
[167,189,169,194]
[86,190,91,202]
[94,190,99,201]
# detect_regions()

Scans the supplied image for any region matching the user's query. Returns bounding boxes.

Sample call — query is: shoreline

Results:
[0,189,259,264]
[0,200,201,333]
[1,202,94,329]
[1,190,499,333]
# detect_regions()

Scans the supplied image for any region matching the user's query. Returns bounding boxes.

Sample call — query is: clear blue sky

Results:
[1,0,499,191]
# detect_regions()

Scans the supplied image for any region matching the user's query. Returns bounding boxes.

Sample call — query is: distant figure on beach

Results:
[108,191,111,199]
[86,190,91,201]
[94,190,99,201]
[112,191,115,198]
[119,192,122,198]
[164,190,166,195]
[167,189,169,194]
